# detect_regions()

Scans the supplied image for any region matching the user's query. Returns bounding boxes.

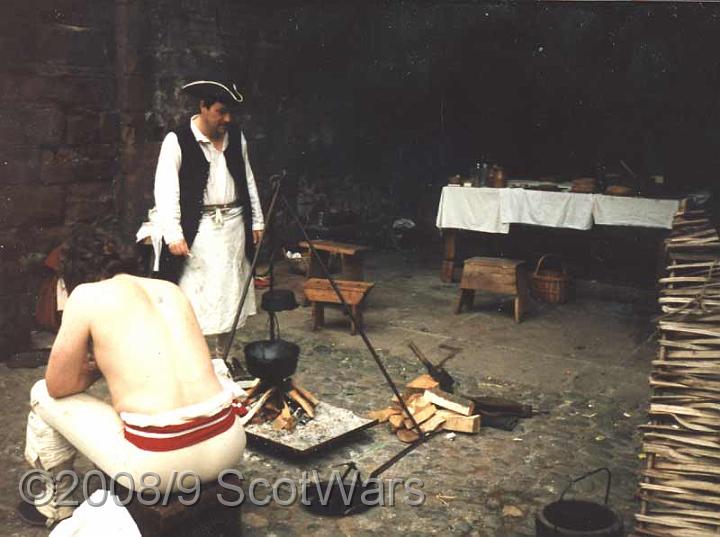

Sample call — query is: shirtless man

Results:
[22,225,246,527]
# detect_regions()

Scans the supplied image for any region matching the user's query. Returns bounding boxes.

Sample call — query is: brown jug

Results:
[487,165,507,188]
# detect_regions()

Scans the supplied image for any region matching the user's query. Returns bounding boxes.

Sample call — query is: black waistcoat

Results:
[157,122,255,284]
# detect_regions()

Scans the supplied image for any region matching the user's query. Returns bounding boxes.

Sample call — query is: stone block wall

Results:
[0,1,117,356]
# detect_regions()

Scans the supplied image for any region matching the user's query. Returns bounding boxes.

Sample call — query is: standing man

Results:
[153,80,264,361]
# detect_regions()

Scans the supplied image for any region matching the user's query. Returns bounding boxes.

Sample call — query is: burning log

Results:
[239,378,320,432]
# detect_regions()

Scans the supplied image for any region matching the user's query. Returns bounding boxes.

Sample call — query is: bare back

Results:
[76,275,221,414]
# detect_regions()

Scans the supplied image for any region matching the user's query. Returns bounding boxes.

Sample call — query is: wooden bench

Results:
[298,240,370,281]
[303,278,375,335]
[454,257,529,323]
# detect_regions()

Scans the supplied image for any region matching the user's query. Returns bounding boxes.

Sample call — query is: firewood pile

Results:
[367,374,481,443]
[634,206,720,536]
[240,378,320,432]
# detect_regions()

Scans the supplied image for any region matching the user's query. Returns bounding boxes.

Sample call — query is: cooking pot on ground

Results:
[536,468,622,537]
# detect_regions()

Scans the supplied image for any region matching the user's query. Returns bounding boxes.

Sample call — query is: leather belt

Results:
[202,202,240,212]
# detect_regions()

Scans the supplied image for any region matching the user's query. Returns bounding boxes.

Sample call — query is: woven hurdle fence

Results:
[634,205,720,536]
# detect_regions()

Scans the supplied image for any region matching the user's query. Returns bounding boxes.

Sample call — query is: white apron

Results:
[179,206,256,335]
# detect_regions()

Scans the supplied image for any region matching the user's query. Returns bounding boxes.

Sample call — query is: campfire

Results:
[231,287,325,432]
[240,377,320,431]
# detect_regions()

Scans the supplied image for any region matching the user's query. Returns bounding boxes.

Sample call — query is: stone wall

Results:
[0,0,118,356]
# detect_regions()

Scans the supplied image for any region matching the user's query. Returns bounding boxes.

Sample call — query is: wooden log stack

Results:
[634,206,720,536]
[367,374,482,443]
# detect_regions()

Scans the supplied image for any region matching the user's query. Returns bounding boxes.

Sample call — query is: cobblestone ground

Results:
[0,252,654,536]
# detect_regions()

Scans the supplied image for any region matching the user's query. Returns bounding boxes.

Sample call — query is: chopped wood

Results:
[239,387,276,426]
[406,374,440,392]
[406,395,431,414]
[236,378,261,391]
[396,428,420,443]
[419,414,446,433]
[366,407,401,423]
[388,414,405,430]
[290,379,320,406]
[402,404,437,429]
[272,402,296,431]
[391,392,422,405]
[242,382,262,401]
[423,388,475,416]
[436,410,481,433]
[287,388,315,418]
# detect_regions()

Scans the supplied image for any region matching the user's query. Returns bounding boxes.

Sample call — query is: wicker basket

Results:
[531,255,571,304]
[286,252,311,276]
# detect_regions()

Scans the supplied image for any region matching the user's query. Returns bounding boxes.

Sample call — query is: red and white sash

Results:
[123,400,247,452]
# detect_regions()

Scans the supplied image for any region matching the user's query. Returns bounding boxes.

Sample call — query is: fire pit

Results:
[238,288,335,433]
[245,401,376,457]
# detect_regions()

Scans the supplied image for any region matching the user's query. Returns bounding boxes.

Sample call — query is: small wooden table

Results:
[454,257,529,323]
[303,278,375,335]
[298,240,369,281]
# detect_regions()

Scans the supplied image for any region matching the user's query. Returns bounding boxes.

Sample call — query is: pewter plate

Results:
[245,402,377,457]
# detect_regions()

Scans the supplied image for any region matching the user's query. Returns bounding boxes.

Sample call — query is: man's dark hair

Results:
[60,224,142,293]
[199,96,238,110]
[199,97,220,109]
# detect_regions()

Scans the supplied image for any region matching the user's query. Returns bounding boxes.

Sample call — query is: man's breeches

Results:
[25,367,246,493]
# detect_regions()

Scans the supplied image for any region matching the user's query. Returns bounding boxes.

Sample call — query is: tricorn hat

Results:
[181,80,244,104]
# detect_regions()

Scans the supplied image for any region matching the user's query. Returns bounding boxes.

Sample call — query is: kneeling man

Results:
[23,225,246,526]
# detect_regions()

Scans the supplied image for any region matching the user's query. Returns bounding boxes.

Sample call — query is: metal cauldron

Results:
[244,339,299,384]
[536,468,623,537]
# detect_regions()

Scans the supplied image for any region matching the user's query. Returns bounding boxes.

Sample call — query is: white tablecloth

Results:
[592,194,679,229]
[436,186,680,233]
[499,189,594,230]
[436,186,509,234]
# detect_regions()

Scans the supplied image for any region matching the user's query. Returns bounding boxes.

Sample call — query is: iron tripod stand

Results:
[220,171,434,514]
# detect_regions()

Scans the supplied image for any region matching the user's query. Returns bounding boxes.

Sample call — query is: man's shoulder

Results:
[76,275,167,293]
[76,276,184,307]
[104,274,178,292]
[172,121,195,141]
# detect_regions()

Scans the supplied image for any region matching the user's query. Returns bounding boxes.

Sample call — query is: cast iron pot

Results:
[244,339,299,383]
[261,289,298,312]
[536,468,623,537]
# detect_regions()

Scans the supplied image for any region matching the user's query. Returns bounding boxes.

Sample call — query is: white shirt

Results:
[153,116,264,244]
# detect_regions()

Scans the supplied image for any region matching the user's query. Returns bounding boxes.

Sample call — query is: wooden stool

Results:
[303,278,375,335]
[111,474,241,537]
[454,257,529,323]
[298,240,370,281]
